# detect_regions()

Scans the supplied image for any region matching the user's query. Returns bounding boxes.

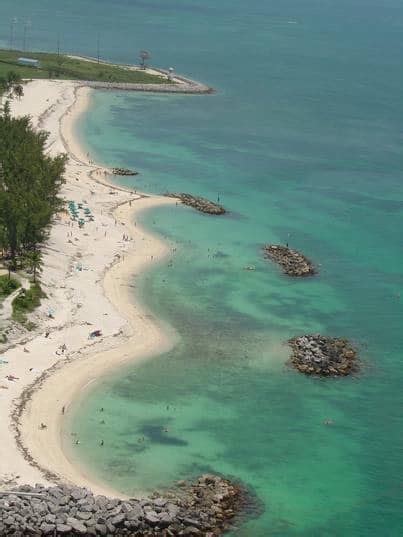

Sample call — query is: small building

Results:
[18,57,40,68]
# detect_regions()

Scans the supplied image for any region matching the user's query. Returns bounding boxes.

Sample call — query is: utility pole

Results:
[9,18,17,50]
[97,34,100,64]
[56,34,62,65]
[23,20,31,51]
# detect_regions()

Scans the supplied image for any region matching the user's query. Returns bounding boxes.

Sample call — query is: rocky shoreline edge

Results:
[263,245,316,277]
[289,335,359,376]
[0,474,254,536]
[165,193,226,215]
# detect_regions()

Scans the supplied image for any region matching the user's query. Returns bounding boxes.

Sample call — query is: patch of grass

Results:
[0,332,7,343]
[0,49,168,85]
[11,282,46,324]
[0,274,20,299]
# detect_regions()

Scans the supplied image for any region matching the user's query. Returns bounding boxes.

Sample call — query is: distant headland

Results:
[0,49,213,95]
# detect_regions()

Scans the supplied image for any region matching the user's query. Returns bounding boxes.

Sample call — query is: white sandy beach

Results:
[0,80,176,496]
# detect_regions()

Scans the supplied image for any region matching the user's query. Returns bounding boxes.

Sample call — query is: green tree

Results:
[24,250,43,283]
[0,100,11,118]
[6,71,21,87]
[0,111,66,270]
[13,84,24,100]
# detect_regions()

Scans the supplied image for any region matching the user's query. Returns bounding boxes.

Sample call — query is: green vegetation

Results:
[0,274,20,299]
[12,282,45,325]
[0,70,24,98]
[0,102,66,270]
[23,250,43,283]
[0,99,63,324]
[0,49,167,86]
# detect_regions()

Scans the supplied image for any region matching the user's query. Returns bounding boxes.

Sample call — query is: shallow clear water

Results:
[2,0,403,534]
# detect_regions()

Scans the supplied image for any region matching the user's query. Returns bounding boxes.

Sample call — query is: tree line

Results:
[0,100,66,277]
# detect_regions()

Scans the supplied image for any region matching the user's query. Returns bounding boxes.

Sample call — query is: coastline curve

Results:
[6,80,178,497]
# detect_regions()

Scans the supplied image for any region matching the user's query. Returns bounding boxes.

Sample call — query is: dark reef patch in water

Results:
[140,423,188,446]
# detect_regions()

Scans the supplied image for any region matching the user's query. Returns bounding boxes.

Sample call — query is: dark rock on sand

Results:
[165,193,226,215]
[111,168,139,176]
[289,334,359,376]
[263,244,315,276]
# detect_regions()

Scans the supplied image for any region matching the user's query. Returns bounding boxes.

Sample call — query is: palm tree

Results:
[24,250,43,283]
[13,84,24,100]
[6,71,20,88]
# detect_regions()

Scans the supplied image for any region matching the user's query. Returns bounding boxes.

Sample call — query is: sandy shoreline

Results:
[1,80,177,496]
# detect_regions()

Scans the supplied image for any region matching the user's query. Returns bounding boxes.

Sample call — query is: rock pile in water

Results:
[165,193,226,215]
[289,335,358,376]
[263,245,315,276]
[0,475,246,535]
[111,168,139,176]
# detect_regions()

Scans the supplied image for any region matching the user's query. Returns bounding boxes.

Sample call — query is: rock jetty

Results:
[263,245,315,276]
[165,193,226,215]
[111,168,138,176]
[289,334,358,376]
[0,474,247,535]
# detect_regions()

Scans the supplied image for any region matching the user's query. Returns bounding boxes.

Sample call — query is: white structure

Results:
[168,67,175,81]
[18,57,40,68]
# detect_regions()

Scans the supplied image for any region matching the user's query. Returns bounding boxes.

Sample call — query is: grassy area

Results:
[12,282,45,325]
[0,49,167,85]
[0,274,20,300]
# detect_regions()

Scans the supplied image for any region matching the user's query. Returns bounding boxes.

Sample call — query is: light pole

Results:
[9,17,17,50]
[23,20,31,52]
[97,34,100,64]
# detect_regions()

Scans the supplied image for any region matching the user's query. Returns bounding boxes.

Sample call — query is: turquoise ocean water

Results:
[1,1,403,534]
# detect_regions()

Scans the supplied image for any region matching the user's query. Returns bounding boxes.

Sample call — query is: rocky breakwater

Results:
[111,168,139,177]
[289,335,359,376]
[0,475,248,536]
[165,193,226,215]
[263,245,315,277]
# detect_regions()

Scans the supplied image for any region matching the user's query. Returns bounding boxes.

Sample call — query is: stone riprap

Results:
[83,81,213,95]
[289,335,358,376]
[111,168,139,177]
[165,193,226,215]
[0,475,246,535]
[263,245,315,277]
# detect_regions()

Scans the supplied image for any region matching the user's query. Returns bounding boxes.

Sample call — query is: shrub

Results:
[12,282,46,324]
